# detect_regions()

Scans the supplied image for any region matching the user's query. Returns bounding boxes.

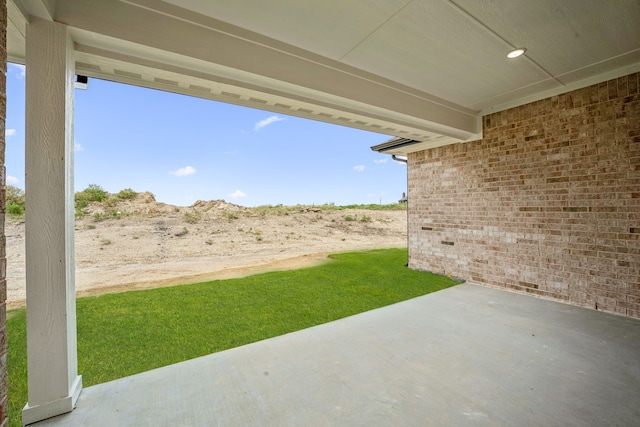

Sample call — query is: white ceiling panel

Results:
[457,0,640,77]
[339,0,551,108]
[163,0,412,61]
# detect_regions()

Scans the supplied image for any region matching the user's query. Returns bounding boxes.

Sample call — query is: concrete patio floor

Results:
[32,284,640,426]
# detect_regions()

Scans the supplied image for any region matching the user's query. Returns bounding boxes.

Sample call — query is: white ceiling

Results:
[163,0,640,109]
[8,0,640,150]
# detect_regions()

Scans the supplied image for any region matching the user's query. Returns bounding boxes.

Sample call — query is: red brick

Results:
[408,72,640,320]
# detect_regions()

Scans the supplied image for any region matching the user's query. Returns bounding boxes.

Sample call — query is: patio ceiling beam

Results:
[53,0,481,142]
[22,17,82,426]
[13,0,54,21]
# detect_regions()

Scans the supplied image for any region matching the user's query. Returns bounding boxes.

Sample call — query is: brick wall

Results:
[408,72,640,319]
[0,1,7,425]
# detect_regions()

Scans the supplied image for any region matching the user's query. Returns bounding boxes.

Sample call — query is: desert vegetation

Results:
[5,183,407,221]
[5,184,408,308]
[5,186,25,219]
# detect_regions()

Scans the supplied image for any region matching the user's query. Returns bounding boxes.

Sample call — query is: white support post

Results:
[22,17,82,426]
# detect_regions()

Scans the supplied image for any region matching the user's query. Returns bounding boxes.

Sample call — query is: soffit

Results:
[168,0,640,113]
[7,0,640,148]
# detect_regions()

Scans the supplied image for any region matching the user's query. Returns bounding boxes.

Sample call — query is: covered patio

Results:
[32,284,640,426]
[4,1,640,425]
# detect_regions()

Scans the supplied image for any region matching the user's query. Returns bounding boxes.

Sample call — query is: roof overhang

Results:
[7,0,482,145]
[7,0,640,148]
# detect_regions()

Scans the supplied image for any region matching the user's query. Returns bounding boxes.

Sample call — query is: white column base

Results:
[22,376,82,426]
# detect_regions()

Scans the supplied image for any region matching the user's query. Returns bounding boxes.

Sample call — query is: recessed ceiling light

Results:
[507,48,526,59]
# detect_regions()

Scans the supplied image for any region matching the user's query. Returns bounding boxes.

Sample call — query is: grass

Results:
[253,203,407,217]
[332,203,407,211]
[6,248,460,426]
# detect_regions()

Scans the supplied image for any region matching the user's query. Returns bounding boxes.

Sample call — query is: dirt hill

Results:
[6,193,408,309]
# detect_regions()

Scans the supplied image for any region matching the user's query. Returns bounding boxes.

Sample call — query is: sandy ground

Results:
[6,194,407,309]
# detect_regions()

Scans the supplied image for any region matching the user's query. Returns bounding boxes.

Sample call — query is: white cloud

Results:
[353,165,365,172]
[8,63,25,78]
[254,115,284,131]
[374,158,388,164]
[5,129,16,137]
[6,175,18,184]
[169,166,197,177]
[75,142,84,152]
[229,190,246,199]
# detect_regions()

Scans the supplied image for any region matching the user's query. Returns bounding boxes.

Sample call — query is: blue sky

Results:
[5,63,406,207]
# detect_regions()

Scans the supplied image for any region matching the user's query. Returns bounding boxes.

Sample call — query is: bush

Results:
[103,196,120,208]
[116,188,137,200]
[6,185,25,207]
[5,186,25,219]
[75,184,107,218]
[253,204,292,217]
[184,212,199,224]
[76,184,107,204]
[6,203,24,217]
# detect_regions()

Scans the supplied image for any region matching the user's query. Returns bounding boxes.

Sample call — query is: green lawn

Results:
[7,248,460,426]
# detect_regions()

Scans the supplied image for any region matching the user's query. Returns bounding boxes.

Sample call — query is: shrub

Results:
[93,212,107,222]
[6,203,24,218]
[75,184,107,218]
[103,196,120,208]
[116,188,137,200]
[76,184,107,204]
[184,212,199,224]
[5,186,25,219]
[253,204,292,217]
[6,185,25,207]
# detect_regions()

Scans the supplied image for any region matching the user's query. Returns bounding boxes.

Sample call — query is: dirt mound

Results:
[84,192,249,219]
[5,194,408,309]
[190,199,247,212]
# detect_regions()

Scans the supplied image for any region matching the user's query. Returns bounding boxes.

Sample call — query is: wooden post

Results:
[22,17,82,425]
[0,1,8,425]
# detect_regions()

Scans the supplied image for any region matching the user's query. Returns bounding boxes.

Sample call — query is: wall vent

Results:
[76,62,100,71]
[154,77,178,86]
[189,84,211,92]
[114,69,141,79]
[221,91,241,98]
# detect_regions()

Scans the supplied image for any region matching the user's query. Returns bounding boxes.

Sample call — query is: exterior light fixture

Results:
[507,48,526,59]
[74,75,89,90]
